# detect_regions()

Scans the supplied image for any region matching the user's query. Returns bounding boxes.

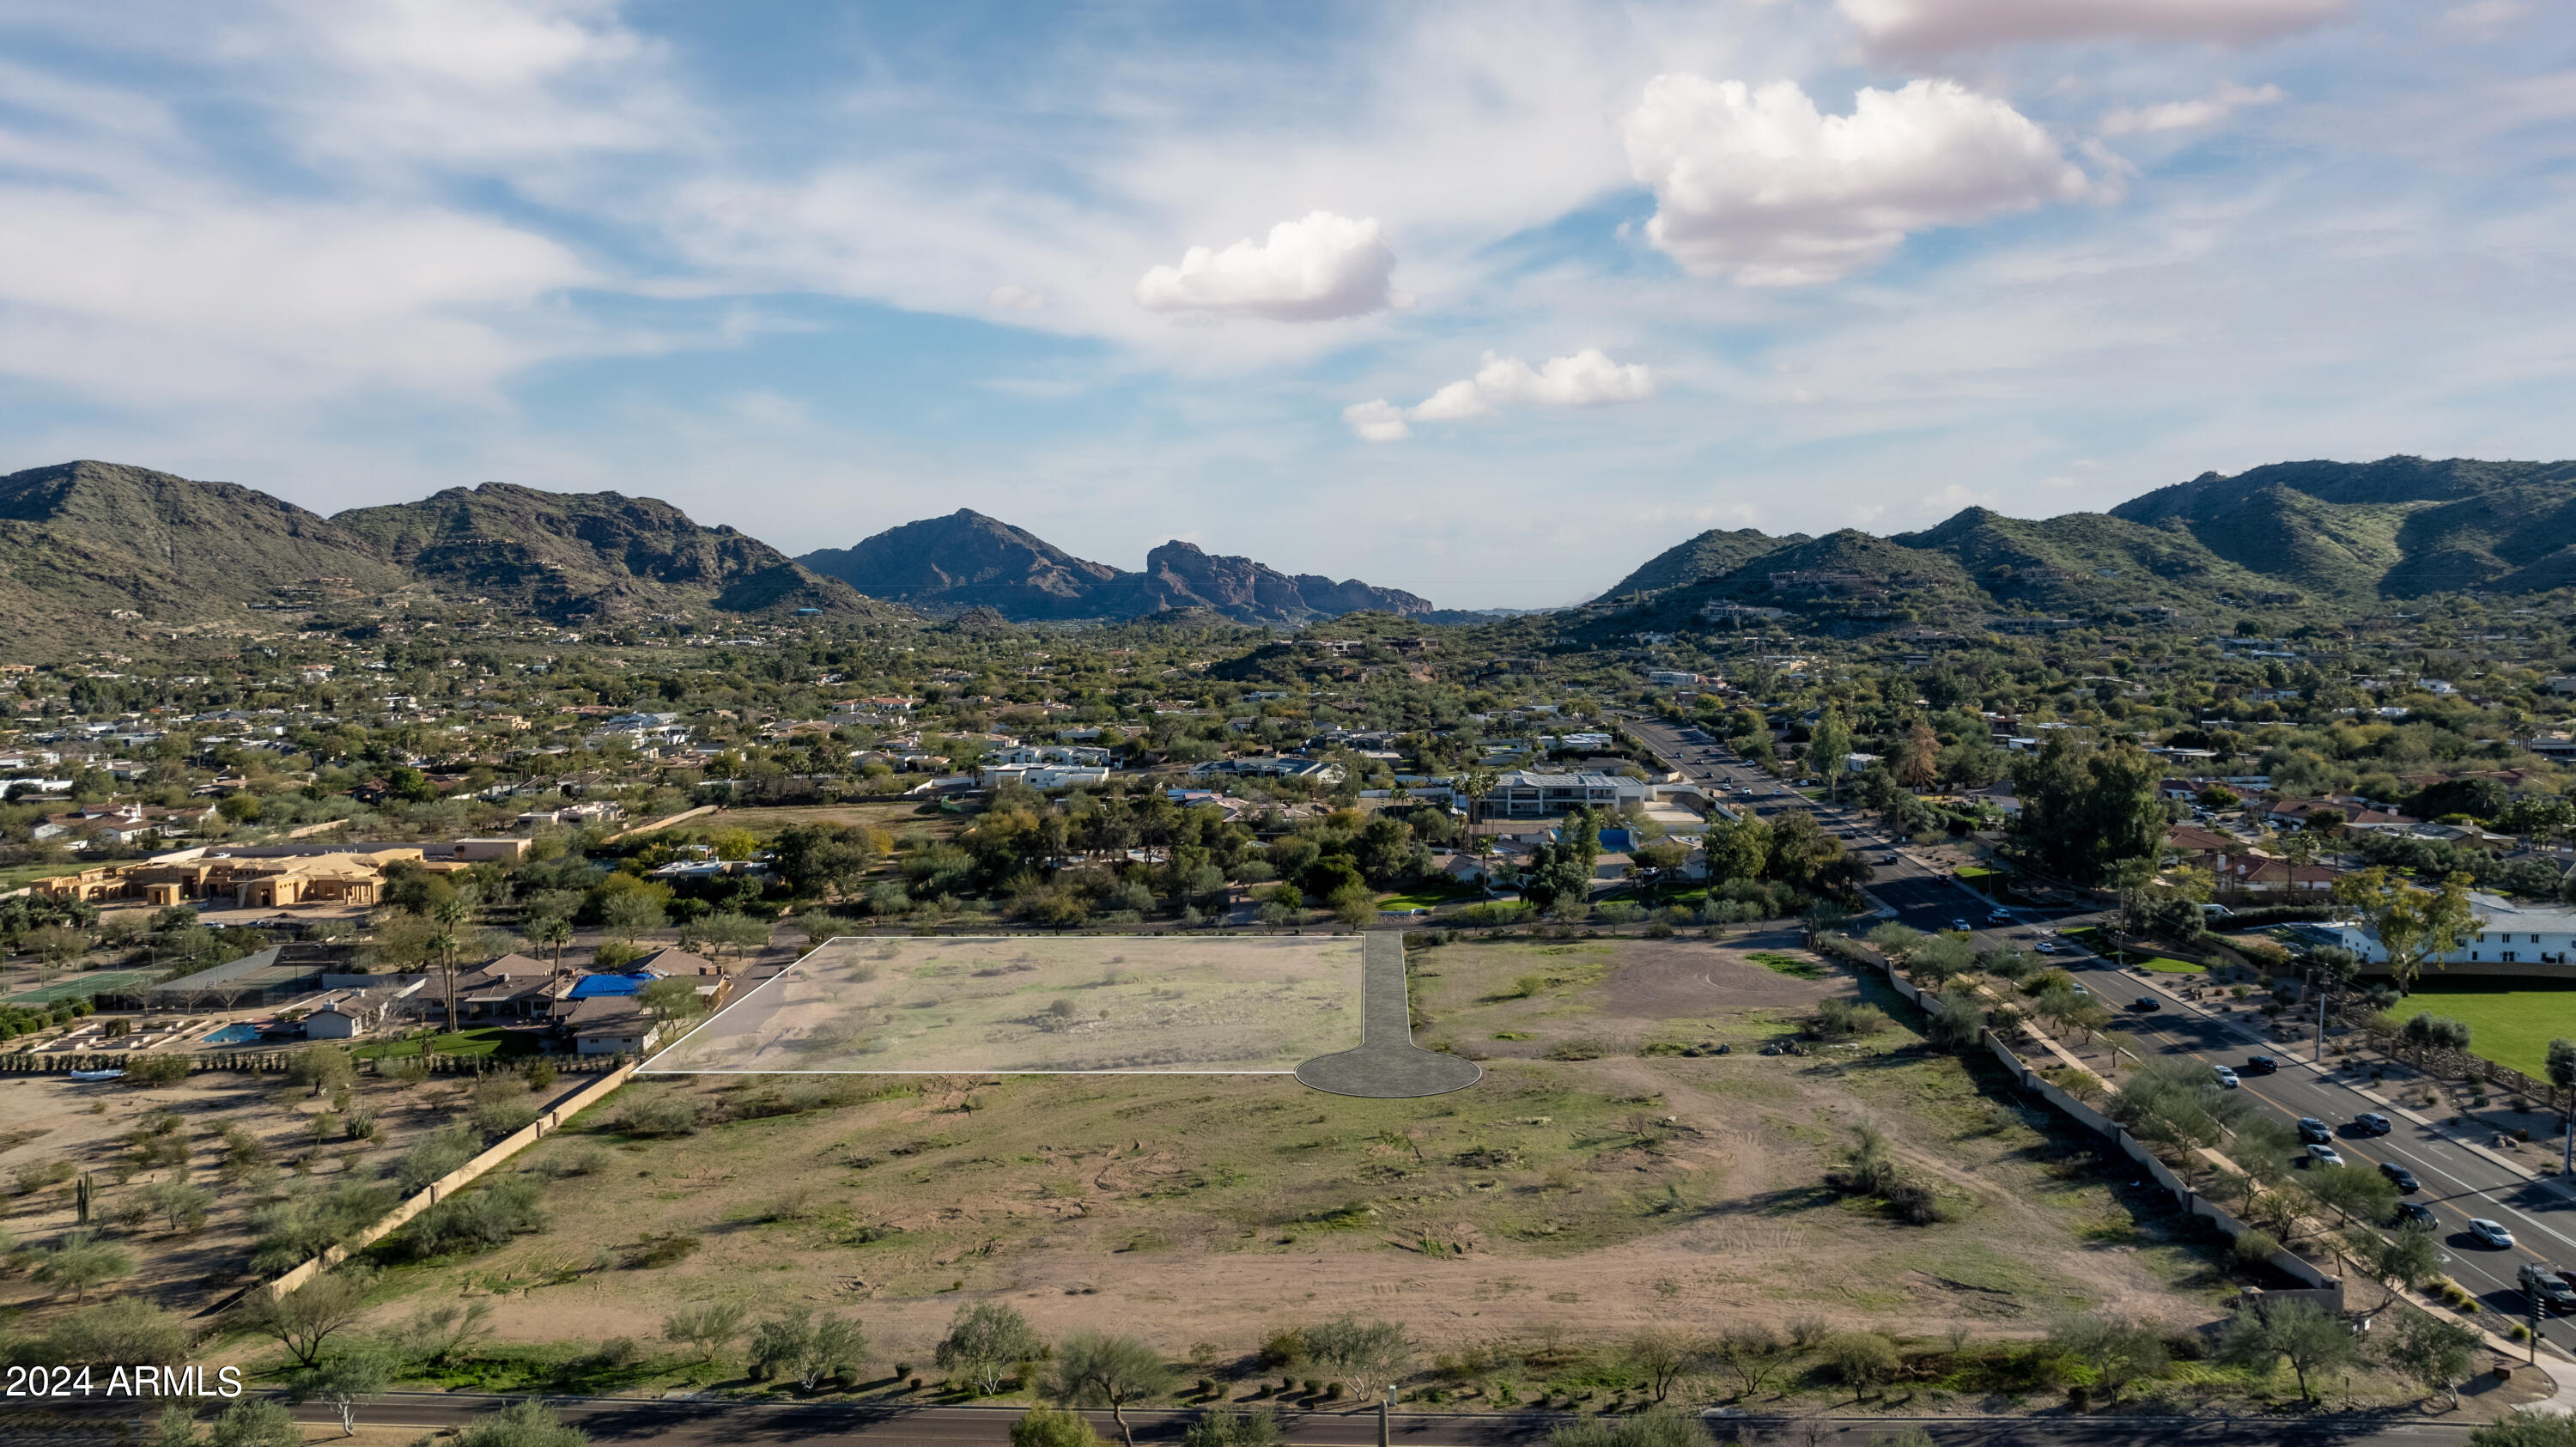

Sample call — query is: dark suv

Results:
[2296,1117,2332,1145]
[2242,1055,2281,1076]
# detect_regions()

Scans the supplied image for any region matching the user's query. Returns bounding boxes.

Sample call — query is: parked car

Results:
[2306,1143,2345,1168]
[2212,1066,2239,1089]
[2129,996,2161,1012]
[2522,1262,2576,1314]
[2296,1117,2333,1145]
[2242,1055,2280,1075]
[2379,1161,2421,1194]
[2395,1201,2436,1227]
[2470,1218,2517,1249]
[2352,1113,2393,1136]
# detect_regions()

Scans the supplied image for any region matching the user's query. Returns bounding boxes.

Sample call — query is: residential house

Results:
[2322,893,2576,970]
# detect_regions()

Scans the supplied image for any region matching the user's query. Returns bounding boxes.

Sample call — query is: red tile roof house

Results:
[2265,799,2415,831]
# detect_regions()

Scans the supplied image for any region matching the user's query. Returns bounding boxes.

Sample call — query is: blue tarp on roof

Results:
[568,971,655,1000]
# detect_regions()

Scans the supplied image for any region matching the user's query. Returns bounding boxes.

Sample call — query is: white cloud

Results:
[987,284,1048,311]
[2100,83,2284,136]
[2443,1,2529,40]
[1838,0,2353,56]
[0,185,595,404]
[1623,76,2096,286]
[1134,211,1395,322]
[1342,398,1413,441]
[1348,350,1656,441]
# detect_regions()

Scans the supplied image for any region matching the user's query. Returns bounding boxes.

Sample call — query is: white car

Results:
[2471,1219,2517,1249]
[2212,1066,2239,1089]
[2306,1144,2345,1168]
[2034,941,2059,954]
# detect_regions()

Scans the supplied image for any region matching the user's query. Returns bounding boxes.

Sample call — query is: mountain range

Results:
[0,460,884,650]
[793,508,1465,627]
[1586,455,2576,626]
[10,453,2576,656]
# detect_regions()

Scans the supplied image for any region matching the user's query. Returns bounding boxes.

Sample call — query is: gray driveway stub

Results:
[1294,933,1482,1097]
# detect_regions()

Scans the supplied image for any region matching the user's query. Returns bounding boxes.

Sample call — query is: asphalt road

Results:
[1622,717,2576,1354]
[10,1393,2528,1446]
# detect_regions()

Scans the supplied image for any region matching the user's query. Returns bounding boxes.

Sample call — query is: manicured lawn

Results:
[2397,984,2576,1080]
[2060,927,2203,974]
[350,1027,533,1061]
[1377,882,1483,910]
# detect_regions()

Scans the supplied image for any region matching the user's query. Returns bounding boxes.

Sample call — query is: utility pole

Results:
[2316,969,2328,1066]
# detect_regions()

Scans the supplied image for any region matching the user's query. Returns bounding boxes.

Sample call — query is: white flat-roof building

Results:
[1489,770,1647,818]
[2317,892,2576,970]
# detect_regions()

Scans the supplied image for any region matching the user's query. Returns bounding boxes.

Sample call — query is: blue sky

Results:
[2,0,2572,608]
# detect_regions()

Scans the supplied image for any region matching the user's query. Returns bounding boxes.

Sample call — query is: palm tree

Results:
[428,930,461,1031]
[533,915,574,981]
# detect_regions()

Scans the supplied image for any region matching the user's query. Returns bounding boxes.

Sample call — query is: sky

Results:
[1,0,2572,610]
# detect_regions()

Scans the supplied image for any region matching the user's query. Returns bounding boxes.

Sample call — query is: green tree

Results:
[1702,813,1771,884]
[292,1343,398,1437]
[1052,1330,1174,1447]
[1820,1331,1901,1397]
[204,1400,301,1447]
[637,976,710,1026]
[2048,1315,2169,1401]
[937,1302,1047,1395]
[1625,1327,1699,1403]
[1181,1409,1279,1447]
[2334,867,2483,991]
[661,1301,746,1363]
[1521,807,1601,916]
[454,1399,589,1447]
[33,1231,135,1302]
[28,1297,191,1368]
[1808,708,1851,802]
[1303,1315,1413,1401]
[749,1307,866,1390]
[1549,1411,1714,1447]
[2304,1161,2400,1227]
[1011,1407,1102,1447]
[2008,735,2165,885]
[238,1268,376,1369]
[2386,1309,2484,1409]
[2215,1298,2356,1403]
[599,890,668,940]
[1926,989,1987,1051]
[2351,1221,2443,1308]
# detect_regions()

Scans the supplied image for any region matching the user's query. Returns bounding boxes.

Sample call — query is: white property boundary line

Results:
[636,933,1359,1076]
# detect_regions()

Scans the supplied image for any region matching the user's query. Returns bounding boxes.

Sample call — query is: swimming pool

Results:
[204,1022,263,1046]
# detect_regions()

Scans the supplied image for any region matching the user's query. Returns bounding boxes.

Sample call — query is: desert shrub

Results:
[17,1296,191,1367]
[403,1175,548,1259]
[248,1182,400,1273]
[623,1232,704,1269]
[611,1092,700,1138]
[1814,999,1888,1040]
[120,1053,190,1086]
[397,1125,481,1192]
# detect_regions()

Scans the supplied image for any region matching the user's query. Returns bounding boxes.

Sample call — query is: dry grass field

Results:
[369,928,2246,1376]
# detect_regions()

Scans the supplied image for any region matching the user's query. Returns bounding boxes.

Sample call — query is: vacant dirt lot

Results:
[0,1061,578,1330]
[647,934,1363,1073]
[375,931,2244,1372]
